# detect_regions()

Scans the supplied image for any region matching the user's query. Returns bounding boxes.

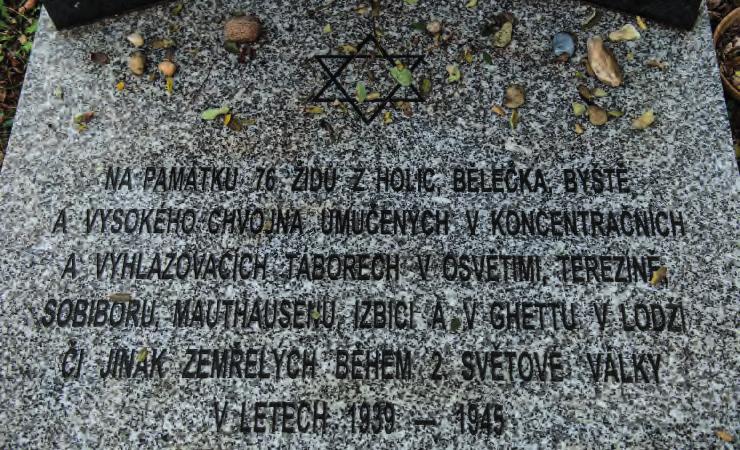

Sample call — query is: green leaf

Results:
[420,78,432,95]
[224,41,240,54]
[482,52,492,65]
[201,106,230,120]
[21,41,32,53]
[404,0,418,4]
[465,0,477,8]
[170,3,183,15]
[323,23,332,33]
[310,309,321,320]
[390,66,413,87]
[356,82,367,103]
[25,20,38,35]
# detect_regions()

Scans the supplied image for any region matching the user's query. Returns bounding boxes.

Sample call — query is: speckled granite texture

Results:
[0,1,737,448]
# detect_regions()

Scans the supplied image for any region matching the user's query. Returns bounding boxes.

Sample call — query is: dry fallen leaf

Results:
[165,76,174,93]
[303,105,324,115]
[646,59,668,70]
[115,81,125,91]
[578,84,594,101]
[588,105,607,126]
[572,102,587,117]
[632,110,655,130]
[636,16,648,31]
[491,104,506,116]
[574,123,585,134]
[383,110,393,124]
[503,84,525,109]
[649,266,667,286]
[716,430,734,443]
[609,24,641,41]
[587,36,623,87]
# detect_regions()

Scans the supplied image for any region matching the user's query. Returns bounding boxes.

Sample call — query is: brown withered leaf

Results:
[649,266,667,286]
[90,52,110,65]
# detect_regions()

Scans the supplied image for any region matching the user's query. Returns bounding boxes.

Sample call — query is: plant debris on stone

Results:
[587,36,623,87]
[632,109,656,129]
[201,106,230,120]
[90,52,110,65]
[609,24,641,41]
[503,84,525,108]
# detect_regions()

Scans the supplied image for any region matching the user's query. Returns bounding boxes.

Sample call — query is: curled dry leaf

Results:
[649,266,667,286]
[608,110,624,118]
[491,104,506,116]
[587,36,623,87]
[632,110,655,129]
[578,84,594,101]
[574,123,585,134]
[503,84,525,109]
[383,111,393,124]
[636,16,648,30]
[588,105,607,126]
[581,8,601,29]
[608,24,641,41]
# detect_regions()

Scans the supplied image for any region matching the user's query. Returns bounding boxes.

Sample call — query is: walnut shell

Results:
[224,15,262,43]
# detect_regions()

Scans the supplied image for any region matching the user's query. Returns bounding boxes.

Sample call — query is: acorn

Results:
[158,60,177,77]
[128,51,146,75]
[224,15,262,43]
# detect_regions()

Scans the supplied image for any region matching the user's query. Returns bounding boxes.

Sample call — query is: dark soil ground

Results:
[1,2,739,169]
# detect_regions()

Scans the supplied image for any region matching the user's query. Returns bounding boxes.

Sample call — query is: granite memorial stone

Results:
[0,0,737,448]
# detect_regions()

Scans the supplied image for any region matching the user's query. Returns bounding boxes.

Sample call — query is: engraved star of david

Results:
[312,33,425,125]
